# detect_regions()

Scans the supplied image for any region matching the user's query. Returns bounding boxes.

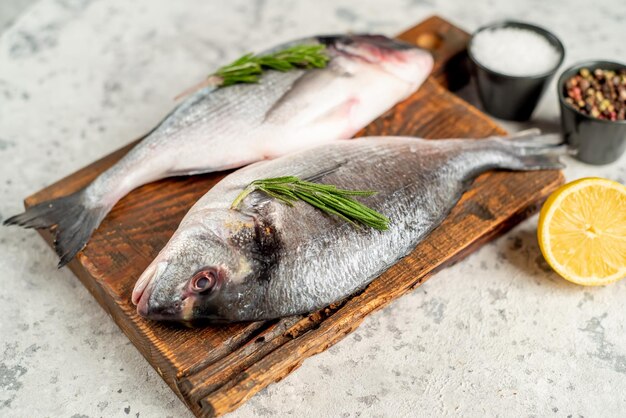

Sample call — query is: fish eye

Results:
[191,269,217,293]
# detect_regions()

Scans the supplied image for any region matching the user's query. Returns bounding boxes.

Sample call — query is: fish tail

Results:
[494,130,570,170]
[3,190,109,268]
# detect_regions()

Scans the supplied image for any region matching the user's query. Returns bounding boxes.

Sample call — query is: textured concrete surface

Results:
[1,0,625,417]
[0,0,37,30]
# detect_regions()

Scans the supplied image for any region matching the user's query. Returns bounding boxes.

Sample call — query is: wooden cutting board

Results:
[25,16,564,417]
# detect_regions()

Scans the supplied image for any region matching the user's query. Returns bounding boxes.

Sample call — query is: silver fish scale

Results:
[210,137,515,320]
[85,69,310,200]
[141,35,324,144]
[154,69,309,139]
[126,69,309,160]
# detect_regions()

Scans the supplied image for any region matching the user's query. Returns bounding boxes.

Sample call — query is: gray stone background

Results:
[1,0,625,417]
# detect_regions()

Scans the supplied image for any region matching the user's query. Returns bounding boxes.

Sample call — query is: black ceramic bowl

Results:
[468,21,565,121]
[558,60,626,165]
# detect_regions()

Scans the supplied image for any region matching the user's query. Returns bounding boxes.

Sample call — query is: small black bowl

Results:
[468,21,565,121]
[558,60,626,165]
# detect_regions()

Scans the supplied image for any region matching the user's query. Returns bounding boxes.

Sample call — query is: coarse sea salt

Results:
[471,27,560,77]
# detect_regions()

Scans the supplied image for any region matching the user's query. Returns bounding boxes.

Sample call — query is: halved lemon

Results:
[537,177,626,286]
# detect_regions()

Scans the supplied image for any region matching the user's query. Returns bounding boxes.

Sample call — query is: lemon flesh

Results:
[537,177,626,286]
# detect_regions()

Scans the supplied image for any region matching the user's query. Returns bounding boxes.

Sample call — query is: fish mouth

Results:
[137,293,195,322]
[135,280,155,318]
[133,261,197,321]
[132,261,167,306]
[133,261,170,319]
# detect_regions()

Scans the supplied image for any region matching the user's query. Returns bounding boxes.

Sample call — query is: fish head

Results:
[319,34,433,86]
[132,212,254,324]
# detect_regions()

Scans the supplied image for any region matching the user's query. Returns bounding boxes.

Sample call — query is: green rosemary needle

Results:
[174,44,329,99]
[214,44,330,86]
[231,176,389,231]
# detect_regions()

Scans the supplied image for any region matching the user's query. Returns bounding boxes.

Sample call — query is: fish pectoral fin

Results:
[263,68,349,125]
[313,97,359,125]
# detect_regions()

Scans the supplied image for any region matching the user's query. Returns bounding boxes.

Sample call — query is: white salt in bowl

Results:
[468,21,565,121]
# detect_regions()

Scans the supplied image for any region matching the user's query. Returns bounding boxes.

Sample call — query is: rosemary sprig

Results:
[215,44,330,86]
[175,44,329,99]
[231,176,389,231]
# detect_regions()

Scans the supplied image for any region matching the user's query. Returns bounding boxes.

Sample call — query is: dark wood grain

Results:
[24,16,564,417]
